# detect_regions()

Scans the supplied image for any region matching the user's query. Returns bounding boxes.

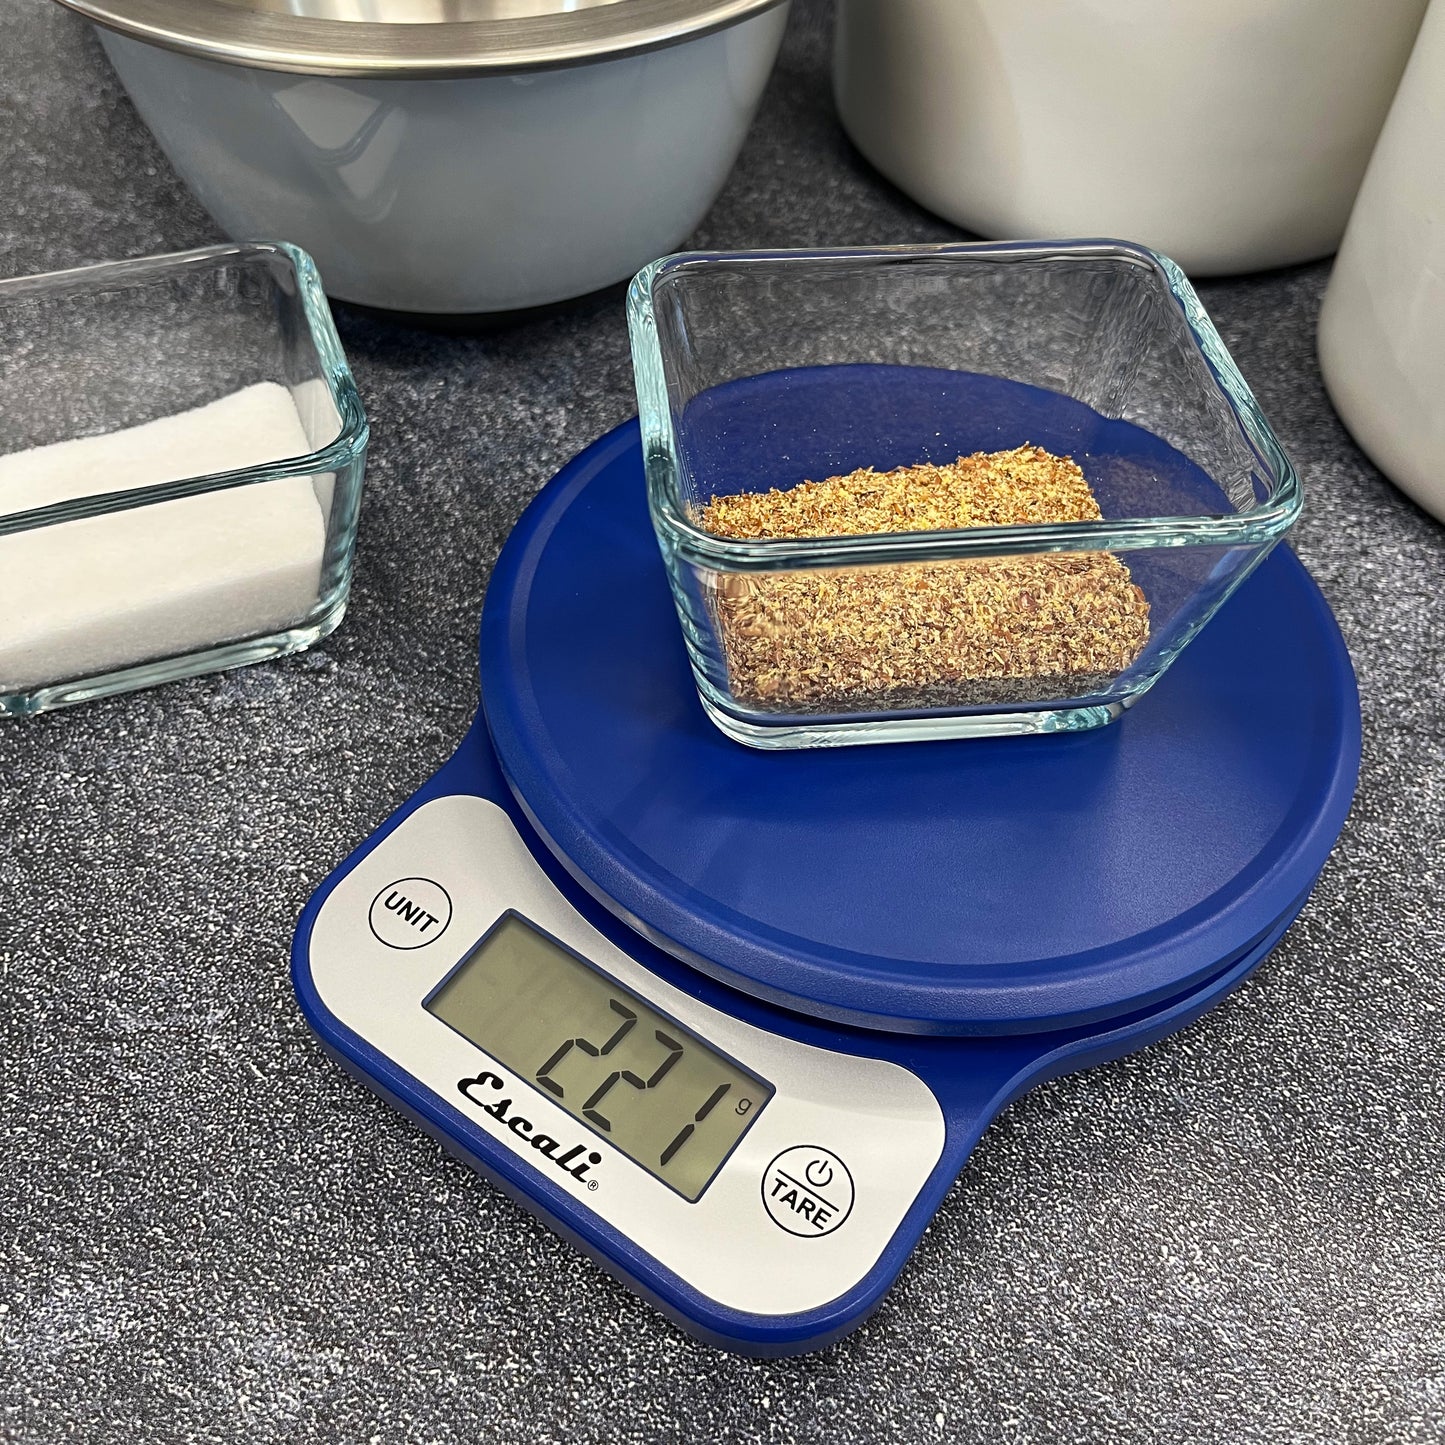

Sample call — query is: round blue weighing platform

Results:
[481,417,1360,1037]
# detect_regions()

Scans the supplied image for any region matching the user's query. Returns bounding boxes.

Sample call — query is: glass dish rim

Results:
[0,239,369,541]
[626,238,1302,570]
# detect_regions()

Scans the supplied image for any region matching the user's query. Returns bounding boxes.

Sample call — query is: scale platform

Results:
[293,418,1359,1356]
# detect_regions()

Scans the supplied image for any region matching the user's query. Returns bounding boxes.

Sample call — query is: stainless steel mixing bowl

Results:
[58,0,790,312]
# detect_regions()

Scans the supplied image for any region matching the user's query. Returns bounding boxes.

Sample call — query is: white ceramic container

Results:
[834,0,1426,276]
[1319,0,1445,523]
[61,0,790,313]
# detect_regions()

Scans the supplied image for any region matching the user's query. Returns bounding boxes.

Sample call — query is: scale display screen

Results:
[426,912,773,1201]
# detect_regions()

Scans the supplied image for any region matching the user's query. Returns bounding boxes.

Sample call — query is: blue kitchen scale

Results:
[293,408,1360,1357]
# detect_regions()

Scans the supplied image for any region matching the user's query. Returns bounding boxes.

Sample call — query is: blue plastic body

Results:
[292,711,1323,1357]
[292,417,1360,1356]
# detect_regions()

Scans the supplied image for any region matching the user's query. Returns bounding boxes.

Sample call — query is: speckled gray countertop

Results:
[2,3,1443,1442]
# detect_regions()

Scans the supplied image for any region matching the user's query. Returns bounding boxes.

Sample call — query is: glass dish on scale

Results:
[629,241,1301,746]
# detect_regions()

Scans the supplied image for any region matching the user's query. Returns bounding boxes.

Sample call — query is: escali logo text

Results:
[457,1071,602,1190]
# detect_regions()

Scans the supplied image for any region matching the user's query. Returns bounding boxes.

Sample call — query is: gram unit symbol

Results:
[369,878,453,950]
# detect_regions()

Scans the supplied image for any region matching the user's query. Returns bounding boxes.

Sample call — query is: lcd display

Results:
[425,913,773,1201]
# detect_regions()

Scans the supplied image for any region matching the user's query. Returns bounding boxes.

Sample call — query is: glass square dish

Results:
[628,240,1302,748]
[0,241,367,717]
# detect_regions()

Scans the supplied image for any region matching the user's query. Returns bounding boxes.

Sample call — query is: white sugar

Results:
[0,382,328,692]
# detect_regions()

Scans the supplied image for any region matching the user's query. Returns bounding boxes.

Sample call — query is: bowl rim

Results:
[0,240,368,542]
[53,0,789,77]
[627,239,1303,571]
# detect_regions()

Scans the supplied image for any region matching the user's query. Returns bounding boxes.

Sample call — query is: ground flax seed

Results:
[699,446,1151,713]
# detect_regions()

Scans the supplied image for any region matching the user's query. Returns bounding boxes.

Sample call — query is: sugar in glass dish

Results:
[628,240,1302,748]
[0,241,367,716]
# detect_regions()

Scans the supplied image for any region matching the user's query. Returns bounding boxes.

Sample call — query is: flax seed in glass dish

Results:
[627,241,1300,749]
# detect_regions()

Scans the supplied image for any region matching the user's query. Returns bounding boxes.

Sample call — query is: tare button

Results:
[369,878,452,950]
[762,1146,855,1237]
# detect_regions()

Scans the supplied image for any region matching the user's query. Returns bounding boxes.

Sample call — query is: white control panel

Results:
[306,795,946,1317]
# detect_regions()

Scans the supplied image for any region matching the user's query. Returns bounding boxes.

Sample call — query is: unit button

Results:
[762,1146,855,1237]
[369,878,452,950]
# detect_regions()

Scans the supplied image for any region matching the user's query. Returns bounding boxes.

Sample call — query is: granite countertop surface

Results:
[2,2,1442,1442]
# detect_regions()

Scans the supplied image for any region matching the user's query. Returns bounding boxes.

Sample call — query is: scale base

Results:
[294,705,1333,1357]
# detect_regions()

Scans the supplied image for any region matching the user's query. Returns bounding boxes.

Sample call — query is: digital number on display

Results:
[425,913,774,1201]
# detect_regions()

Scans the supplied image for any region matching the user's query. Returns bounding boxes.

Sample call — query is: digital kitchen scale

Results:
[293,417,1359,1356]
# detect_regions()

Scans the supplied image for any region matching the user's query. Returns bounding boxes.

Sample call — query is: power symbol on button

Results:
[804,1158,834,1189]
[762,1146,854,1237]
